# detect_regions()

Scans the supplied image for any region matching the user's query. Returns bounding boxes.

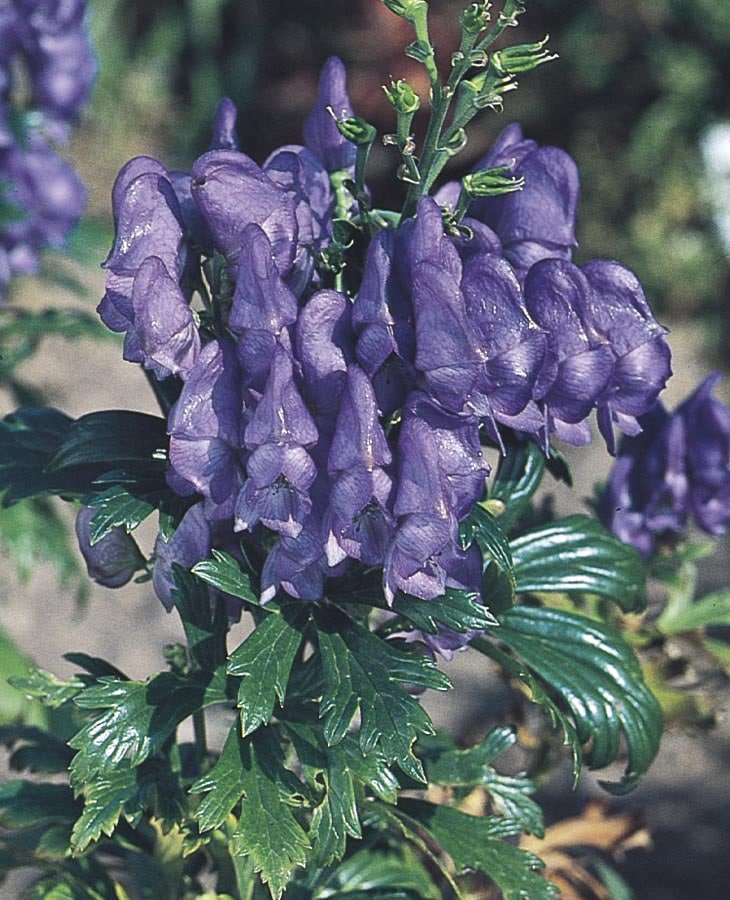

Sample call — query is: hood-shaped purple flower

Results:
[325,365,395,565]
[384,396,489,604]
[264,143,334,293]
[152,502,212,611]
[461,252,547,439]
[229,223,298,389]
[209,96,239,151]
[75,505,142,589]
[131,255,201,381]
[581,260,672,453]
[168,338,245,518]
[524,258,615,446]
[678,373,730,536]
[191,149,298,277]
[352,228,417,415]
[99,159,184,337]
[236,347,319,537]
[303,56,357,173]
[600,375,729,555]
[407,199,481,413]
[295,289,355,429]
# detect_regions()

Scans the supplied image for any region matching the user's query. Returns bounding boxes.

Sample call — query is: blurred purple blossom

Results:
[600,374,730,555]
[75,506,141,589]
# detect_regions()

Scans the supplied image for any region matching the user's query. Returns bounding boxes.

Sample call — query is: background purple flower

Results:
[75,506,142,589]
[600,375,729,555]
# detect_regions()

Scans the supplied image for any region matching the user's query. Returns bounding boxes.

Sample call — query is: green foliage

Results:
[228,606,306,737]
[85,485,155,544]
[421,726,545,837]
[0,497,86,596]
[510,514,648,612]
[314,607,450,782]
[478,606,663,793]
[192,725,311,899]
[192,548,260,605]
[391,586,498,635]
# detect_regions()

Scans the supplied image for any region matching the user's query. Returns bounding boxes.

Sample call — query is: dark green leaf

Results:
[192,549,260,605]
[282,721,362,866]
[392,587,497,635]
[510,515,647,612]
[398,800,558,900]
[0,781,80,829]
[422,726,544,836]
[70,763,138,852]
[70,755,186,853]
[460,503,516,614]
[492,606,663,792]
[46,410,168,472]
[314,845,441,899]
[489,439,547,530]
[228,606,306,736]
[171,566,229,672]
[63,653,128,680]
[68,669,224,784]
[315,608,449,782]
[192,726,310,899]
[86,485,155,543]
[0,724,73,774]
[9,667,86,709]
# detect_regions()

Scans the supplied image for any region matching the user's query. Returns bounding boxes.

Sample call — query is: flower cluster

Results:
[0,0,95,298]
[600,374,730,557]
[91,57,672,634]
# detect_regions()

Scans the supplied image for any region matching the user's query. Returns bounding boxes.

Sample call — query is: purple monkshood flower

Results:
[600,374,730,556]
[384,393,489,603]
[0,134,86,296]
[351,228,417,416]
[406,198,546,439]
[324,365,394,566]
[75,506,142,589]
[437,123,579,279]
[302,56,357,173]
[236,346,319,537]
[153,503,212,611]
[524,259,614,447]
[525,258,671,452]
[0,0,96,134]
[168,338,246,520]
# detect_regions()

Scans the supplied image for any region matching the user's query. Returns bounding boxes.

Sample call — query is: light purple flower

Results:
[152,502,212,611]
[600,374,729,555]
[168,338,245,519]
[302,56,357,173]
[190,149,298,277]
[131,255,201,380]
[324,365,394,565]
[75,505,141,589]
[524,258,614,446]
[580,260,672,453]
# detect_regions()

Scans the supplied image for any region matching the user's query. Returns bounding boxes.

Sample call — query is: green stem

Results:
[193,707,208,770]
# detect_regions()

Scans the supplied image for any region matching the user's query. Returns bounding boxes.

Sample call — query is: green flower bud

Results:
[460,2,492,35]
[463,166,524,197]
[383,79,421,115]
[382,0,428,22]
[490,35,557,76]
[334,115,378,146]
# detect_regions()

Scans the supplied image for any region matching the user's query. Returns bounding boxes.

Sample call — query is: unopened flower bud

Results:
[463,166,524,197]
[382,0,428,22]
[490,36,557,76]
[460,2,492,34]
[383,79,421,115]
[334,114,378,147]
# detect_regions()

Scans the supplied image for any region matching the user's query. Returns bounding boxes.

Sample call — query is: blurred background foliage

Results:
[80,0,730,359]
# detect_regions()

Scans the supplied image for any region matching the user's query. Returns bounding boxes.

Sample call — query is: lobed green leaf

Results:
[510,514,647,612]
[315,608,450,781]
[398,799,558,899]
[493,606,663,792]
